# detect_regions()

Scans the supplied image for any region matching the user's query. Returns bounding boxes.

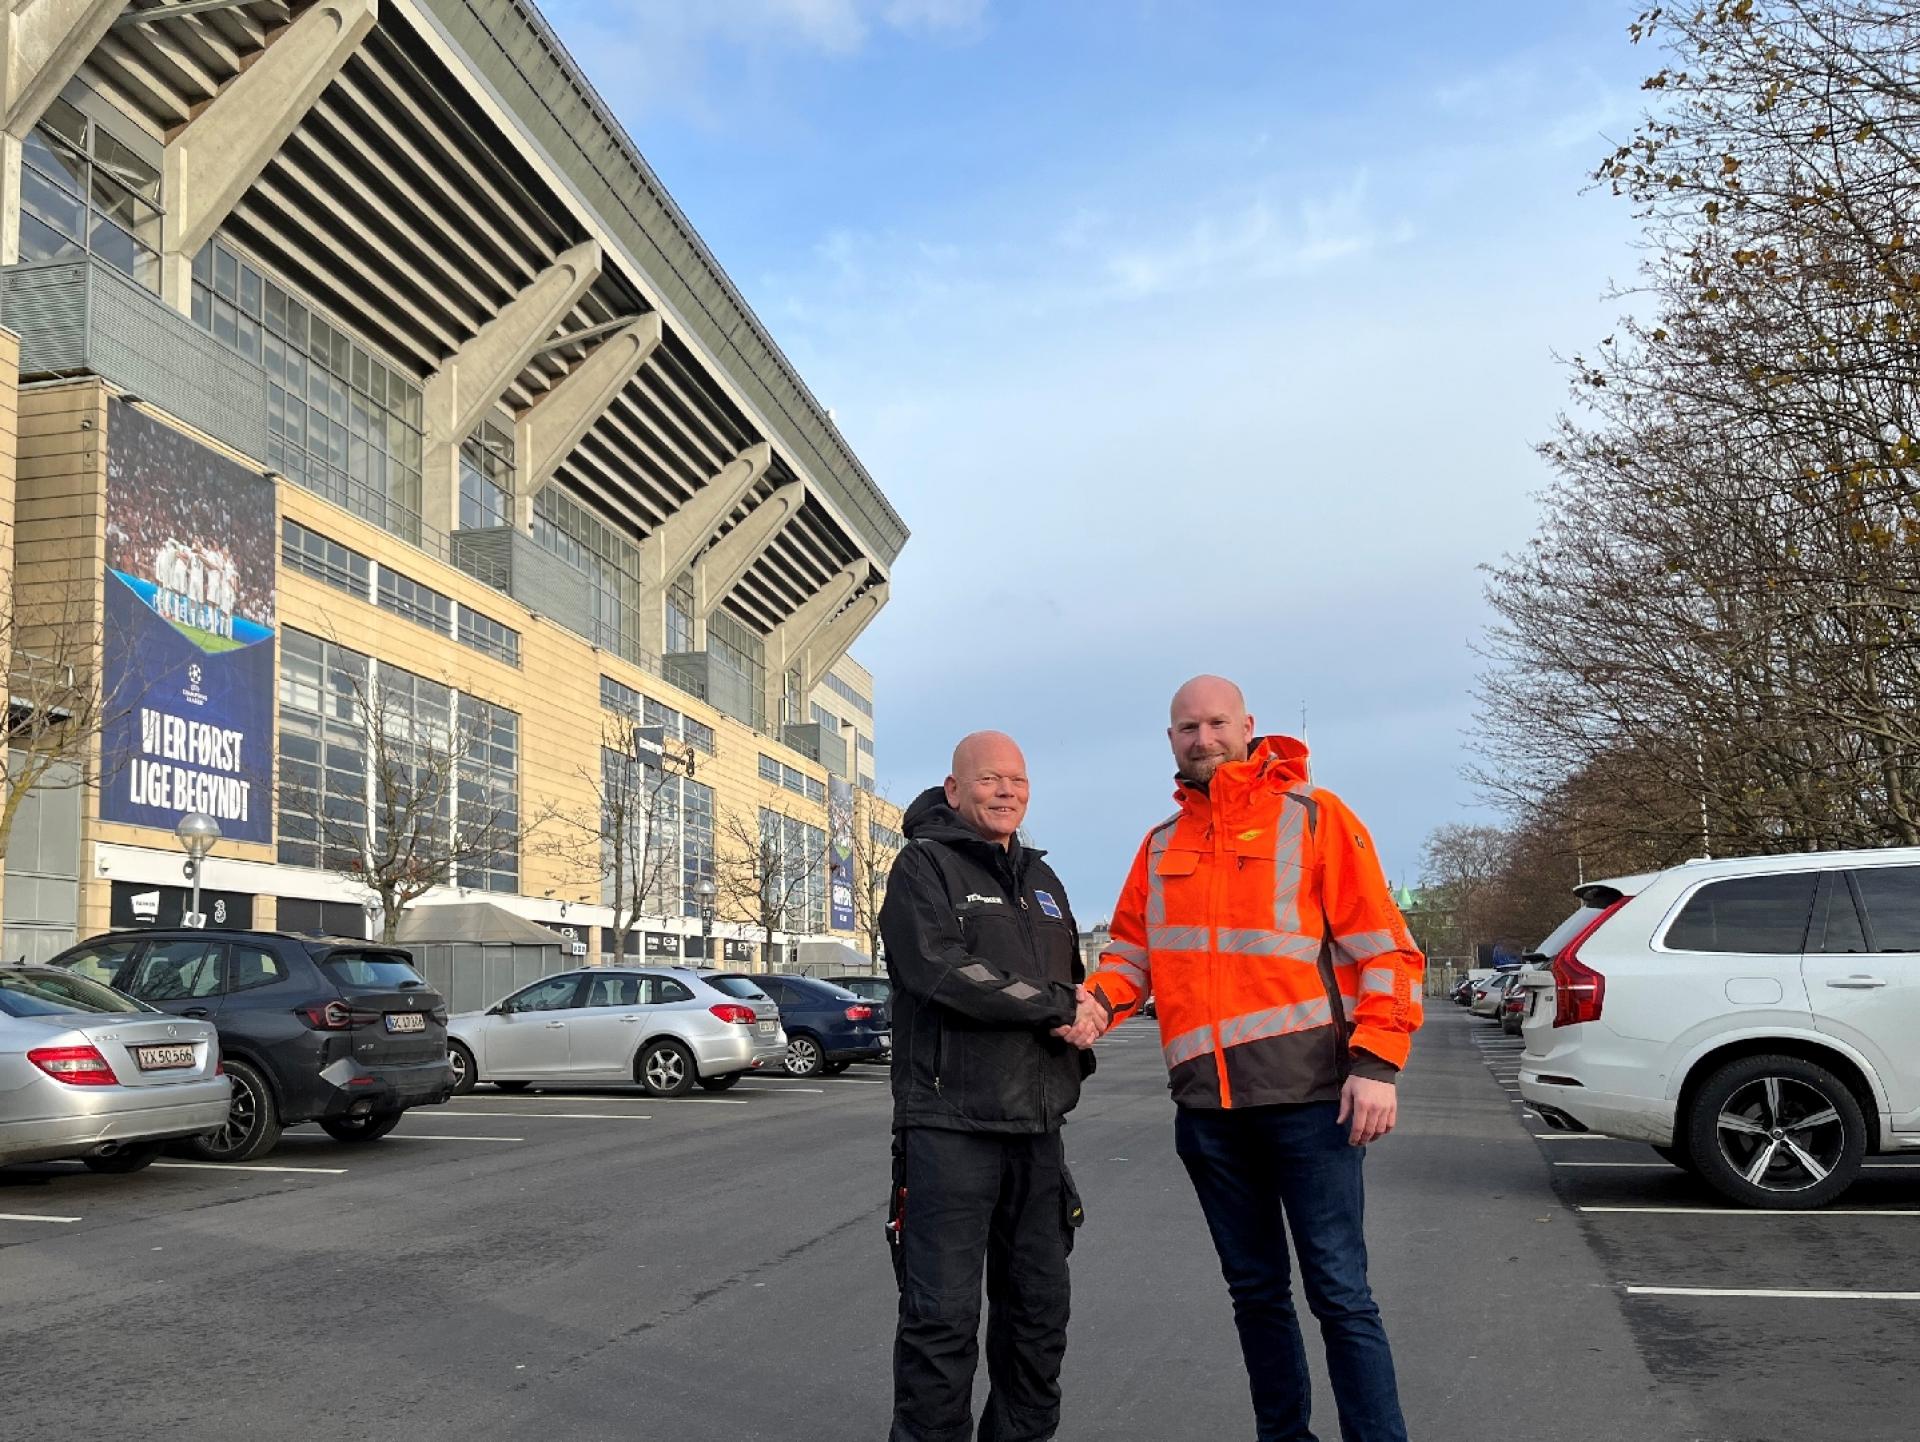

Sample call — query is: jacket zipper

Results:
[1015,886,1054,1125]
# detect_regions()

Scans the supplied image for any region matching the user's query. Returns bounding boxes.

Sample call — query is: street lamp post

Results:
[174,812,221,928]
[696,878,717,961]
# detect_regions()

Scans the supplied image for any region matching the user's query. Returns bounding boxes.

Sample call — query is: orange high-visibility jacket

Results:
[1089,736,1425,1109]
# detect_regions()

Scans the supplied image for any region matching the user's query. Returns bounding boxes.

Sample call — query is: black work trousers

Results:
[889,1126,1076,1442]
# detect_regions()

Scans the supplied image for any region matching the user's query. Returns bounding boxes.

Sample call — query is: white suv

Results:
[1518,848,1920,1209]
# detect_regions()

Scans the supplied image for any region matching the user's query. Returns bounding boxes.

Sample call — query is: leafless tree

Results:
[848,787,903,966]
[1476,1,1920,858]
[0,537,132,871]
[534,719,695,964]
[713,802,828,969]
[282,655,520,943]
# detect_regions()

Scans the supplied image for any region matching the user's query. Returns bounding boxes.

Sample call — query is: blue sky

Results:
[538,0,1654,916]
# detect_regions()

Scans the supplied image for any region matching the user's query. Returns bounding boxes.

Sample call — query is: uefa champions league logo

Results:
[182,662,208,708]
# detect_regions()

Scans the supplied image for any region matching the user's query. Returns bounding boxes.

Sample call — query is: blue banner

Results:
[828,775,855,930]
[100,401,276,844]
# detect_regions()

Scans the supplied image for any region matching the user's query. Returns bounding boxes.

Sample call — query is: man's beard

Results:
[1181,750,1229,782]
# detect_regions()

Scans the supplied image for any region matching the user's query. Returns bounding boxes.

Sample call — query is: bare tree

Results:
[0,562,118,870]
[1476,0,1920,859]
[534,720,694,963]
[849,787,903,966]
[713,802,828,969]
[282,655,520,942]
[1417,824,1508,959]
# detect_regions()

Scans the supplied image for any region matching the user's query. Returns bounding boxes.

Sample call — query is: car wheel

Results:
[637,1039,697,1097]
[784,1033,825,1077]
[697,1073,741,1091]
[492,1080,531,1092]
[188,1059,282,1163]
[1685,1054,1866,1209]
[83,1141,164,1175]
[447,1041,477,1096]
[319,1108,403,1143]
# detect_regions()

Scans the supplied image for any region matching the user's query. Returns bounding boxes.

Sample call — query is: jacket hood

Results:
[1177,734,1311,801]
[903,785,976,844]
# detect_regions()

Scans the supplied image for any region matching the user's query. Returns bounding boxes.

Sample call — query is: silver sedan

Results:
[1,965,230,1174]
[446,967,786,1097]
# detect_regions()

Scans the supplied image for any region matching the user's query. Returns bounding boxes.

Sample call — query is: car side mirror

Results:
[488,1004,507,1016]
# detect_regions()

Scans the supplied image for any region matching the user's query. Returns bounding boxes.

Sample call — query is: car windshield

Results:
[0,968,147,1017]
[320,952,426,989]
[707,975,768,1000]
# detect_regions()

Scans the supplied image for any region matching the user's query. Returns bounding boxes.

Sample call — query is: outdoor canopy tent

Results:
[396,902,571,1014]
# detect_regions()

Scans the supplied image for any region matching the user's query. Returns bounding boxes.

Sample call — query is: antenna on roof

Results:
[1300,700,1312,783]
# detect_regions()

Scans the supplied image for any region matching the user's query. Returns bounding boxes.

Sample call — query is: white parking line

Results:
[153,1161,346,1176]
[1626,1285,1920,1301]
[435,1110,652,1121]
[728,1086,824,1094]
[1534,1133,1618,1141]
[1579,1205,1920,1216]
[394,1134,525,1142]
[1557,1160,1920,1170]
[0,1212,80,1224]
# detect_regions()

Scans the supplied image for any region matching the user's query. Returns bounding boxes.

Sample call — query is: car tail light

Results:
[845,1004,873,1022]
[29,1045,119,1086]
[1551,898,1631,1028]
[429,1004,449,1025]
[297,1001,381,1030]
[215,1053,225,1077]
[710,1003,758,1025]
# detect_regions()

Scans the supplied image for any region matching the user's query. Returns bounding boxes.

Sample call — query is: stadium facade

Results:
[0,0,906,966]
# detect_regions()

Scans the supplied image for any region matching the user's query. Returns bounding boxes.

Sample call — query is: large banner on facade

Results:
[100,401,276,844]
[828,775,855,931]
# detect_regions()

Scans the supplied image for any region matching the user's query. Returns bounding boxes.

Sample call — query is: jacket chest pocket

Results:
[1152,848,1205,919]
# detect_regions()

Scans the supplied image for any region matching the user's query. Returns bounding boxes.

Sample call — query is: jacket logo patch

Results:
[964,893,1005,906]
[1237,829,1263,841]
[1034,889,1063,919]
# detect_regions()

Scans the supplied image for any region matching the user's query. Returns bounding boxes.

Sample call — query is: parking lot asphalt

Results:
[2,1013,1909,1441]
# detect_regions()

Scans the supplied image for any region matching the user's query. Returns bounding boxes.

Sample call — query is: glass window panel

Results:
[1664,874,1818,954]
[1852,867,1920,952]
[214,244,238,301]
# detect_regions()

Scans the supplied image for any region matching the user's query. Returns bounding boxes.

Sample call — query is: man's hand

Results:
[1336,1074,1397,1146]
[1050,984,1109,1049]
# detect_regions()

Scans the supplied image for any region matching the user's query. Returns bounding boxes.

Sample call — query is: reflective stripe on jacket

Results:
[1088,735,1425,1110]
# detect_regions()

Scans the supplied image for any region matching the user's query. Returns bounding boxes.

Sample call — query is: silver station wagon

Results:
[446,967,786,1097]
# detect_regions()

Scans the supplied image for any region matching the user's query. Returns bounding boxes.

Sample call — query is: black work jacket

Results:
[882,788,1090,1134]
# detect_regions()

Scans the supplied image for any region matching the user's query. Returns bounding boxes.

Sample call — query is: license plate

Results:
[134,1044,196,1071]
[385,1012,427,1033]
[755,1020,776,1036]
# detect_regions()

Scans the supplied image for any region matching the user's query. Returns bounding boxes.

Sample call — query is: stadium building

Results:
[0,0,907,967]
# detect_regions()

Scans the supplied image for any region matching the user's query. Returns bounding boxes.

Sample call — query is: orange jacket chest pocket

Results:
[1151,848,1204,928]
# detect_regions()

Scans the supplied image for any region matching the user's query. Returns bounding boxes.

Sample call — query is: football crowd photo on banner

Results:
[100,400,277,845]
[829,775,855,930]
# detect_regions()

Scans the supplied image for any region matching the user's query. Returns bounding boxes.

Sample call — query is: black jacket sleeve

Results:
[881,844,1079,1029]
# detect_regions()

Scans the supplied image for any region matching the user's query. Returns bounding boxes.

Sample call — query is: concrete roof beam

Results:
[516,314,664,504]
[2,1,131,140]
[694,481,804,618]
[160,0,379,274]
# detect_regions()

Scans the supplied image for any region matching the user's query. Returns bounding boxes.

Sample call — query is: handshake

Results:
[1050,983,1110,1050]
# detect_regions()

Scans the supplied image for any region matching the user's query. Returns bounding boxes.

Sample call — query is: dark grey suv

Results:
[48,930,452,1162]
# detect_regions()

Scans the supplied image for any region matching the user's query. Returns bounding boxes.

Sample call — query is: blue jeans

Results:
[1175,1102,1407,1442]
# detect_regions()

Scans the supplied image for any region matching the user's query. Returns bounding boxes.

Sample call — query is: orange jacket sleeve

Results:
[1317,792,1425,1078]
[1087,833,1152,1025]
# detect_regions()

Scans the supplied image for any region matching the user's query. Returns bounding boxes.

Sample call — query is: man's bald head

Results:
[1168,675,1255,783]
[945,731,1029,847]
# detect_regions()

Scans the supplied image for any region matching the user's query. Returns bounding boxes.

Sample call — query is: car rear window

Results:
[708,975,768,1000]
[1664,872,1818,953]
[1534,907,1607,959]
[0,969,146,1016]
[320,952,426,988]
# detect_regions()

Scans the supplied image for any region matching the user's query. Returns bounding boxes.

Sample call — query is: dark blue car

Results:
[723,972,888,1077]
